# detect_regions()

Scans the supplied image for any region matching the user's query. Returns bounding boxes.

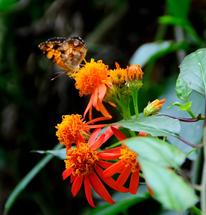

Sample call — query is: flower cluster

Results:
[55,58,165,207]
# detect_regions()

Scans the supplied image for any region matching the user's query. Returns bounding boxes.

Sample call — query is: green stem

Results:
[187,109,196,118]
[132,90,139,119]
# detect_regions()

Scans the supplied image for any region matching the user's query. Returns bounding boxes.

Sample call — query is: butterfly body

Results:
[38,36,87,75]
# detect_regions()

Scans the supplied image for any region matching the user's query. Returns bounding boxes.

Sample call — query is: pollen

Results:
[56,114,89,147]
[73,59,110,96]
[65,143,99,176]
[120,146,138,172]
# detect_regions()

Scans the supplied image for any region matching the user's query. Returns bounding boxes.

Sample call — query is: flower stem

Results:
[131,90,139,119]
[187,109,196,118]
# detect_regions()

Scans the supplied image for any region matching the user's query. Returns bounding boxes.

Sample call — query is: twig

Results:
[159,113,205,122]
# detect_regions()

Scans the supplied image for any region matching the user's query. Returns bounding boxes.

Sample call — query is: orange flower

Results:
[143,98,166,116]
[100,127,140,194]
[73,59,112,121]
[109,63,143,85]
[62,127,127,207]
[56,114,107,148]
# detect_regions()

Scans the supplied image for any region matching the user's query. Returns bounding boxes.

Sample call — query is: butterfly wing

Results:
[38,36,87,74]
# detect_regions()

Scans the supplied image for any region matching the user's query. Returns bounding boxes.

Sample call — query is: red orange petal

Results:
[84,175,95,207]
[129,169,140,194]
[62,168,72,180]
[116,166,131,186]
[95,165,128,193]
[111,126,126,141]
[71,175,83,197]
[89,172,115,204]
[98,152,120,160]
[98,84,107,101]
[90,133,105,150]
[103,160,124,177]
[88,128,101,145]
[97,160,113,169]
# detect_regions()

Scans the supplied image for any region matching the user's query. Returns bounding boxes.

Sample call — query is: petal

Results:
[98,152,120,160]
[103,147,121,153]
[95,165,128,193]
[116,166,131,186]
[111,126,126,141]
[62,168,72,180]
[129,169,140,194]
[71,175,83,197]
[83,95,93,118]
[97,160,113,169]
[96,98,111,117]
[84,175,95,207]
[103,160,125,177]
[90,133,105,150]
[101,127,114,143]
[98,84,107,102]
[88,128,101,146]
[89,172,115,204]
[92,87,99,108]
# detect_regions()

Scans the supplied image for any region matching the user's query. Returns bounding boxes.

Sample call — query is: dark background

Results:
[0,0,206,214]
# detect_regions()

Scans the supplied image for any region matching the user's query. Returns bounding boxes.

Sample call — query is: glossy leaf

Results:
[139,158,198,211]
[124,136,186,168]
[130,41,171,66]
[116,115,181,137]
[178,48,206,96]
[176,78,192,101]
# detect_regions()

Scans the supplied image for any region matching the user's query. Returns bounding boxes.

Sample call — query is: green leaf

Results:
[166,0,191,19]
[116,115,181,137]
[130,41,172,66]
[139,158,198,211]
[124,136,186,168]
[176,78,192,101]
[84,186,149,215]
[4,144,62,214]
[33,148,66,160]
[159,16,203,46]
[178,48,206,96]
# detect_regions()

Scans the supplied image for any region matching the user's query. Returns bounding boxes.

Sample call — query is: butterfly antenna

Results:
[50,72,64,81]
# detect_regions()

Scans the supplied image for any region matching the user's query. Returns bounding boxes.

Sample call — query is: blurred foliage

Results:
[1,0,206,214]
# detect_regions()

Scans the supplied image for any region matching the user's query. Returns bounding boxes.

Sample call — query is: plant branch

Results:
[159,113,205,122]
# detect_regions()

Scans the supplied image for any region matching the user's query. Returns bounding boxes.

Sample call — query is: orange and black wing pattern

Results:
[38,36,87,74]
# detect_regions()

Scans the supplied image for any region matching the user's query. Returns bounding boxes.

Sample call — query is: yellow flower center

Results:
[120,146,138,172]
[65,143,99,176]
[73,59,110,96]
[56,114,89,147]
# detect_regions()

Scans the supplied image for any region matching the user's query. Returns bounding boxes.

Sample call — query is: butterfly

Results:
[38,36,87,77]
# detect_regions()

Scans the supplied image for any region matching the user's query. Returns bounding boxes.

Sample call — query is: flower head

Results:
[101,127,140,194]
[56,114,106,148]
[73,59,112,120]
[62,127,127,207]
[143,98,166,116]
[73,59,110,96]
[109,63,143,86]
